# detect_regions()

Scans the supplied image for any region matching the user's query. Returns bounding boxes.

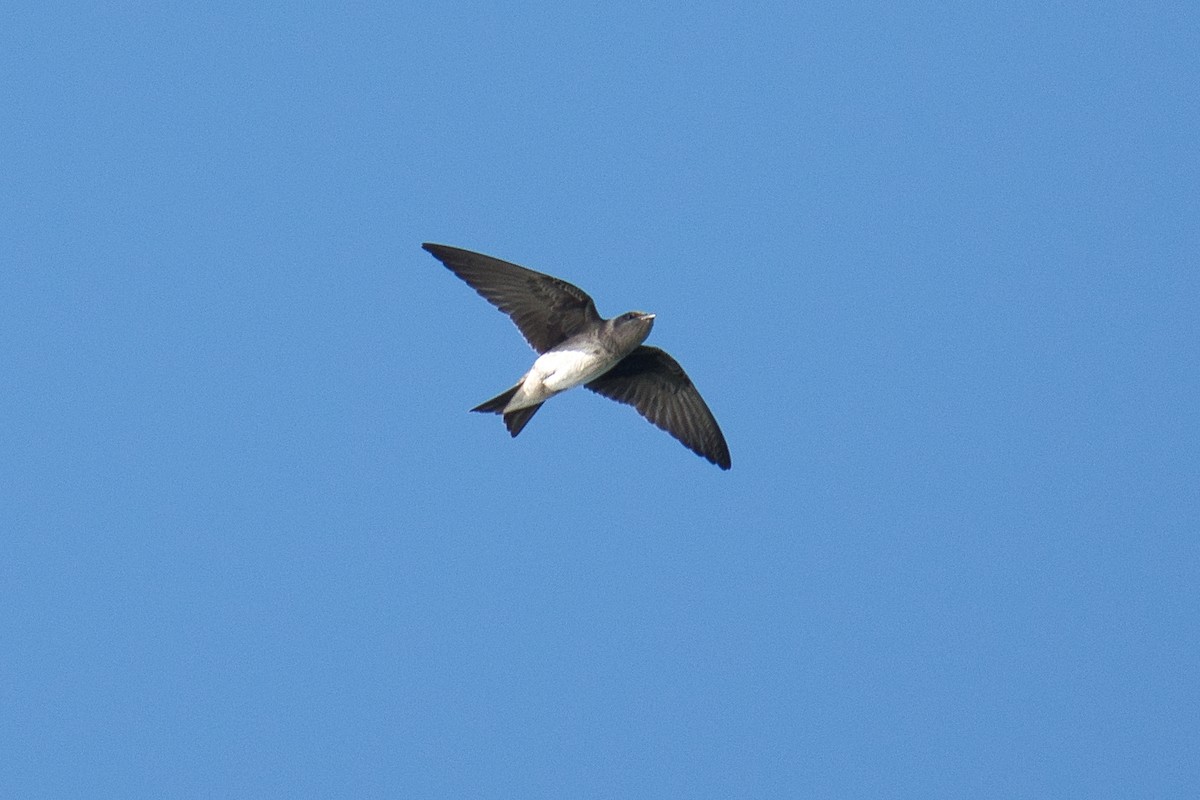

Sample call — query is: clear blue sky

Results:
[4,2,1198,797]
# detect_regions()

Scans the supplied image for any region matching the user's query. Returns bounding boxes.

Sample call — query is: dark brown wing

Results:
[587,346,731,470]
[423,243,602,353]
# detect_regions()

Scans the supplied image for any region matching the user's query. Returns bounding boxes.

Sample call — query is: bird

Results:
[423,243,731,470]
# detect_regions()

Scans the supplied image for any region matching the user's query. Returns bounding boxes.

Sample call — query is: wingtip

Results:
[422,242,458,258]
[716,444,731,470]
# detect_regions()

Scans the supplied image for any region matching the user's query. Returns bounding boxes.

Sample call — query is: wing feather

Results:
[423,243,601,353]
[586,346,731,469]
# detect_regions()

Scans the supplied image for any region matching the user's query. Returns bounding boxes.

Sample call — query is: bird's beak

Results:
[640,313,656,320]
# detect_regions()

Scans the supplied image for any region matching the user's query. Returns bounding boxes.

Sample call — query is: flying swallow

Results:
[422,243,730,470]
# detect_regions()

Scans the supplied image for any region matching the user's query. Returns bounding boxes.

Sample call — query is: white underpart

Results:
[503,344,614,412]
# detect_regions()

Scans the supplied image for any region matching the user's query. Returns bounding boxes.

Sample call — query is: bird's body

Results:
[423,243,731,469]
[504,327,647,411]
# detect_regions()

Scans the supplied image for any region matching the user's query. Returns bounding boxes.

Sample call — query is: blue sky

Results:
[4,2,1198,797]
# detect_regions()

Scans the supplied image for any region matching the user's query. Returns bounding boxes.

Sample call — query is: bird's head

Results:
[611,310,655,352]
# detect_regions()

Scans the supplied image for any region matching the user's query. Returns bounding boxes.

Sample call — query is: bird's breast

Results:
[532,344,618,393]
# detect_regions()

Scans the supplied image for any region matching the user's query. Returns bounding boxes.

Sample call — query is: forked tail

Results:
[471,384,543,437]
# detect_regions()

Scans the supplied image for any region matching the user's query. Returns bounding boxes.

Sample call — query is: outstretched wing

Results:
[587,346,731,470]
[423,243,602,353]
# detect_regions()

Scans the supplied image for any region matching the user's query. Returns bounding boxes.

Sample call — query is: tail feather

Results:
[471,384,543,437]
[502,404,541,437]
[471,384,520,414]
